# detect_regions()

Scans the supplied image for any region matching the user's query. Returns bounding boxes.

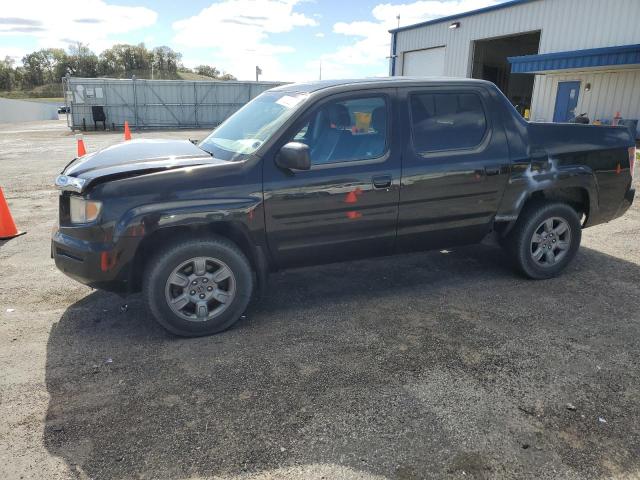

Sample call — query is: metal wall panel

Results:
[530,69,640,137]
[64,77,284,130]
[394,0,640,78]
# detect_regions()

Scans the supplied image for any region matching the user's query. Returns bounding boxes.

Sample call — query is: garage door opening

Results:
[402,46,446,77]
[471,31,540,115]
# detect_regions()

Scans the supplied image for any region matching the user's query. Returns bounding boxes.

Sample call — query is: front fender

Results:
[113,197,261,242]
[109,197,268,295]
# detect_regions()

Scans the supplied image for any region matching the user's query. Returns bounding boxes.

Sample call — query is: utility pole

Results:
[397,14,400,29]
[319,60,322,80]
[255,65,262,82]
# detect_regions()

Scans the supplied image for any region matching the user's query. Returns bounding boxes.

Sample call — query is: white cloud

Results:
[172,0,317,81]
[0,0,157,52]
[0,46,29,64]
[321,0,500,78]
[315,32,325,38]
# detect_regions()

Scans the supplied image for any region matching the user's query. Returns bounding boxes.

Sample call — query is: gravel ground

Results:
[1,119,639,480]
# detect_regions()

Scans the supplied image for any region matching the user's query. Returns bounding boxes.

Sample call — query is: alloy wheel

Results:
[164,256,236,322]
[530,217,572,267]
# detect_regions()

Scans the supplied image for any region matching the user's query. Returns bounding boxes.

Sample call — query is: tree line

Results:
[0,42,236,93]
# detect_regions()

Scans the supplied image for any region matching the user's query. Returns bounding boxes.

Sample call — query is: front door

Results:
[263,90,401,268]
[396,85,511,251]
[553,81,581,122]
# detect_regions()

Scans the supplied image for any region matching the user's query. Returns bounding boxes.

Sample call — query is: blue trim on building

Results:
[391,32,397,76]
[508,44,640,73]
[389,0,536,33]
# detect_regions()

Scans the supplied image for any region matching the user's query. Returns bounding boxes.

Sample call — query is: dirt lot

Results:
[1,118,639,480]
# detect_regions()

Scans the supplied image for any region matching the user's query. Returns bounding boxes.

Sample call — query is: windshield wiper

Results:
[196,144,214,156]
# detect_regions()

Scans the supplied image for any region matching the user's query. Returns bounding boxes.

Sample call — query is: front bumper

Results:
[52,229,131,294]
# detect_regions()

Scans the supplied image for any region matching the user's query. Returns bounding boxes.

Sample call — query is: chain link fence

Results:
[63,76,284,131]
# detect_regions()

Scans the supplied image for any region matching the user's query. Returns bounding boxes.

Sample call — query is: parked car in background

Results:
[52,78,636,336]
[57,105,70,114]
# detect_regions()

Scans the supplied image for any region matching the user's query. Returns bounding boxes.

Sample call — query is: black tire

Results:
[505,201,582,279]
[143,236,253,337]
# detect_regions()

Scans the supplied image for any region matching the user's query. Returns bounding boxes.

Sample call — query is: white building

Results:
[389,0,640,137]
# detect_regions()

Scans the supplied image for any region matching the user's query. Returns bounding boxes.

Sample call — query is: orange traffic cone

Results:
[0,188,25,240]
[76,134,86,157]
[124,121,132,141]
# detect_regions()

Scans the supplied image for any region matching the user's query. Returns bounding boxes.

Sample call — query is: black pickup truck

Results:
[52,78,636,336]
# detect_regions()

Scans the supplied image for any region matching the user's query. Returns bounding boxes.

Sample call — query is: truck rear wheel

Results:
[143,236,253,337]
[505,202,582,279]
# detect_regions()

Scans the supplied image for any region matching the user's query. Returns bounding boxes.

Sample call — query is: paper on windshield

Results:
[276,95,304,109]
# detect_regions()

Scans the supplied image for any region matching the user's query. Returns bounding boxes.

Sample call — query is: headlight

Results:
[55,175,86,193]
[69,196,102,224]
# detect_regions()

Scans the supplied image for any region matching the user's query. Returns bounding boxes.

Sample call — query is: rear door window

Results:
[409,92,487,153]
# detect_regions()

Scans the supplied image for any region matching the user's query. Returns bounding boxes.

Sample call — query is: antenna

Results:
[396,14,400,29]
[319,60,322,80]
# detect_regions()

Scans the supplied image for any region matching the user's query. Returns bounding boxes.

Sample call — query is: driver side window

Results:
[290,96,388,165]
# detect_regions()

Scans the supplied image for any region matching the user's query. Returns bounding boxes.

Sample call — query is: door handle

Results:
[372,175,392,189]
[484,166,501,176]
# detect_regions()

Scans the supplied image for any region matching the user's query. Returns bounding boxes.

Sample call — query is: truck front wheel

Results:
[505,202,582,279]
[143,236,253,336]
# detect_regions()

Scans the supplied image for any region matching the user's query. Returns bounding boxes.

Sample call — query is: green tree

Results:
[40,48,67,83]
[0,57,17,90]
[21,51,46,87]
[152,46,181,76]
[195,65,220,78]
[51,49,69,82]
[1,43,236,93]
[193,65,236,80]
[98,43,152,77]
[97,46,122,76]
[66,42,98,77]
[21,48,70,86]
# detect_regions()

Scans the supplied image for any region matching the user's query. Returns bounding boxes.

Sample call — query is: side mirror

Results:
[275,142,311,171]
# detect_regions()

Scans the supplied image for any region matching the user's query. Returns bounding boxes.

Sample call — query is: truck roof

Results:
[270,77,493,93]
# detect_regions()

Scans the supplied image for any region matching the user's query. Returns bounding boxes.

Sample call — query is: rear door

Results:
[397,85,511,251]
[553,81,581,122]
[263,89,401,267]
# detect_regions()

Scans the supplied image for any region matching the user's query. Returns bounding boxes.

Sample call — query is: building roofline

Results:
[508,43,640,73]
[389,0,536,34]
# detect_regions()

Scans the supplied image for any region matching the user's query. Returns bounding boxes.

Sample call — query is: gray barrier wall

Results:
[63,77,285,130]
[0,98,59,124]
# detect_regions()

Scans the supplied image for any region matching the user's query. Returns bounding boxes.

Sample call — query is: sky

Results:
[0,0,507,82]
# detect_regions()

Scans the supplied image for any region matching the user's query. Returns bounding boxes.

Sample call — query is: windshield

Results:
[198,91,308,161]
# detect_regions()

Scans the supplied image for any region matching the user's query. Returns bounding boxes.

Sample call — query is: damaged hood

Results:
[56,139,227,193]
